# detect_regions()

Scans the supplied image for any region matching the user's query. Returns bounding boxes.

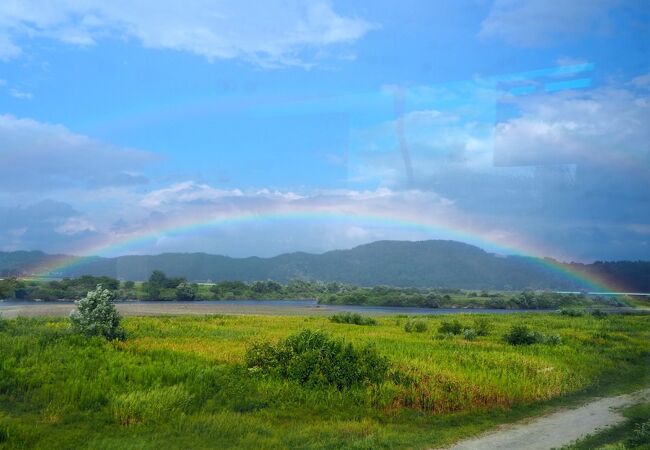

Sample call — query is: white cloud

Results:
[630,72,650,89]
[344,225,370,239]
[125,184,467,256]
[0,180,474,257]
[127,183,457,232]
[0,114,157,191]
[1,174,646,260]
[140,182,311,208]
[494,84,650,168]
[349,82,499,188]
[479,0,616,46]
[556,56,589,67]
[0,34,21,60]
[0,0,374,67]
[9,88,32,99]
[141,181,244,208]
[349,72,650,195]
[55,217,96,235]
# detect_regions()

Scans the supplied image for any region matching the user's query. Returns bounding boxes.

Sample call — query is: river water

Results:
[0,298,550,318]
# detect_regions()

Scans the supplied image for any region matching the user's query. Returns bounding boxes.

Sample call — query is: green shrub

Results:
[112,385,193,426]
[503,325,542,345]
[462,328,477,341]
[69,285,125,340]
[329,312,377,326]
[473,317,492,336]
[438,319,462,335]
[591,309,608,318]
[245,329,389,389]
[545,333,562,345]
[560,308,584,317]
[503,325,560,346]
[404,319,428,333]
[627,419,650,447]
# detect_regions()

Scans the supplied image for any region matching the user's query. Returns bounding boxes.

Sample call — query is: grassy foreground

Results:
[0,312,648,449]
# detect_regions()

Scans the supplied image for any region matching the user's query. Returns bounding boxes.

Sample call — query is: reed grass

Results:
[0,312,648,449]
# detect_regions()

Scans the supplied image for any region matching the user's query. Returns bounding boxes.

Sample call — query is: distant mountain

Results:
[1,240,648,291]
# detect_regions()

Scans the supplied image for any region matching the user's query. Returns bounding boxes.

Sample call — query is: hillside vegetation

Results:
[2,240,648,290]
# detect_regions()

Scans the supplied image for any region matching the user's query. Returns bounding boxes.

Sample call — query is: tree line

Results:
[0,271,620,310]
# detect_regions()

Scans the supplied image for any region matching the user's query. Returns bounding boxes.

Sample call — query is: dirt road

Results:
[444,388,650,450]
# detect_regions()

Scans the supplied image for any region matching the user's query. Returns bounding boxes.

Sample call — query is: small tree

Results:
[70,285,125,340]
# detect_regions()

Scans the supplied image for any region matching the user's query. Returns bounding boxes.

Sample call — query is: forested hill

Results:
[1,240,648,291]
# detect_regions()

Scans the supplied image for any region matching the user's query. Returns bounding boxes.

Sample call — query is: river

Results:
[0,299,553,318]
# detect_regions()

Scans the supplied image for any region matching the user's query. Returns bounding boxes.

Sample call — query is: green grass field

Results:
[1,312,648,449]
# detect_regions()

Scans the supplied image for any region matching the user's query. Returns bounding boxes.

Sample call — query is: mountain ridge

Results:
[1,240,648,291]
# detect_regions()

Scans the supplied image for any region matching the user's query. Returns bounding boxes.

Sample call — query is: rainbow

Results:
[21,207,632,294]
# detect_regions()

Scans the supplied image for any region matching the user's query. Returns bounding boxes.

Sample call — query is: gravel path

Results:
[443,388,650,450]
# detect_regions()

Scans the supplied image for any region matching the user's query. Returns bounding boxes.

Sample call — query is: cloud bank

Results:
[479,0,617,46]
[0,114,157,191]
[0,0,373,67]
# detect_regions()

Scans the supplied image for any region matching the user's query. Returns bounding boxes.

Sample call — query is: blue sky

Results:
[0,0,648,261]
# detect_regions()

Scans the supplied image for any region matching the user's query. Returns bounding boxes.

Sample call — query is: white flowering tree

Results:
[70,285,125,340]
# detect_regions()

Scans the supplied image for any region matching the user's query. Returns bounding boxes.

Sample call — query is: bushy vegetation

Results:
[175,282,196,301]
[591,309,608,318]
[245,329,389,389]
[439,319,463,335]
[69,285,125,340]
[404,319,428,333]
[484,291,604,310]
[628,418,650,447]
[503,324,561,346]
[560,308,585,317]
[329,312,377,326]
[503,325,543,345]
[473,317,492,336]
[1,273,623,311]
[437,318,490,341]
[0,275,120,301]
[0,313,648,449]
[144,270,196,301]
[462,328,477,341]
